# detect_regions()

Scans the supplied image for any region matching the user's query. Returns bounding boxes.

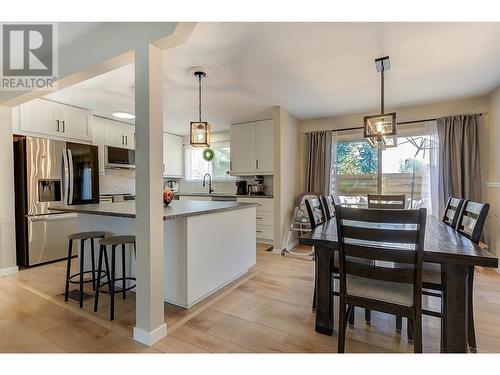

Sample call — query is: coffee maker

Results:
[236,180,247,195]
[248,175,265,195]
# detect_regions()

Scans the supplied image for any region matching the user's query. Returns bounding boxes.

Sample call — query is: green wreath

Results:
[202,148,215,161]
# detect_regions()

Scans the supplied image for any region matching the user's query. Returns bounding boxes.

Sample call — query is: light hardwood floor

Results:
[1,243,500,353]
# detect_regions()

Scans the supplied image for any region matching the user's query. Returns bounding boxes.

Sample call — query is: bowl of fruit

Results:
[163,188,174,206]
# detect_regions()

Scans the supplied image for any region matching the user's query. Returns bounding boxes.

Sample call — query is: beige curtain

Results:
[305,130,333,195]
[437,114,481,214]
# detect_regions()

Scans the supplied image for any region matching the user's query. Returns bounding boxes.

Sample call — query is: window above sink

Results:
[184,140,235,181]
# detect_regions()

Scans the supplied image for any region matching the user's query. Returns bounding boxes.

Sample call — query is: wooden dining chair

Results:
[320,195,341,220]
[415,199,489,352]
[305,197,327,310]
[398,197,465,337]
[307,196,372,324]
[367,194,406,209]
[456,200,490,352]
[335,206,427,353]
[442,197,465,228]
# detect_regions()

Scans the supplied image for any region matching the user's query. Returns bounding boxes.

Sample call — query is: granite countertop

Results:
[51,200,259,221]
[176,192,273,199]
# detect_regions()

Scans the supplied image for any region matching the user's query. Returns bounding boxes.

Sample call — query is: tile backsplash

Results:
[177,175,274,196]
[100,168,274,197]
[100,168,136,195]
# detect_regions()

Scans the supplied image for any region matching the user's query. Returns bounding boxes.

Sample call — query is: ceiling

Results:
[44,22,500,135]
[57,23,105,49]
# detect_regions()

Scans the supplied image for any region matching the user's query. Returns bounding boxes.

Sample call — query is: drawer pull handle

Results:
[256,230,263,233]
[256,217,263,219]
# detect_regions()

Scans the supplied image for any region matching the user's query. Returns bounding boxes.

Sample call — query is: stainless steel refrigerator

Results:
[13,136,100,266]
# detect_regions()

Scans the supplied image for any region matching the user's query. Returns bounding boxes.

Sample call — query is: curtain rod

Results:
[304,112,487,134]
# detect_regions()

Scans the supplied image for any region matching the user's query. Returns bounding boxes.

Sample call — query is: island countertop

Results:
[51,200,258,221]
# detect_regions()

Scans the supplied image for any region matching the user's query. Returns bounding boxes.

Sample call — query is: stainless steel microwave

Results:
[106,146,135,169]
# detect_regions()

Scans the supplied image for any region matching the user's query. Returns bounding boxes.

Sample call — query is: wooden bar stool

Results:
[94,235,136,321]
[64,231,107,308]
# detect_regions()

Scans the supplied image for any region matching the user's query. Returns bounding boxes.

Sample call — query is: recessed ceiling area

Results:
[44,22,500,135]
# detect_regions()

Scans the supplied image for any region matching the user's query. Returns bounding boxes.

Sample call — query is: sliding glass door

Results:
[333,123,434,209]
[381,136,431,208]
[335,139,378,207]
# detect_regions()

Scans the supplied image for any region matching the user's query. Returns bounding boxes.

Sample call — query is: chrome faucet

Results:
[202,173,214,194]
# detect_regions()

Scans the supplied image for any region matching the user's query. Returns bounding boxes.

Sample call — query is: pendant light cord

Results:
[198,73,202,122]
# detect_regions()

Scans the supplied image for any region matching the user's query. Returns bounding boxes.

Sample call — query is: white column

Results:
[133,44,166,346]
[0,106,18,276]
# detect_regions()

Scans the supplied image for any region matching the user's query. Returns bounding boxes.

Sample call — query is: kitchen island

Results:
[53,200,258,308]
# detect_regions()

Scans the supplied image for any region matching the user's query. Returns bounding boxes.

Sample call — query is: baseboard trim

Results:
[0,266,18,277]
[133,323,167,346]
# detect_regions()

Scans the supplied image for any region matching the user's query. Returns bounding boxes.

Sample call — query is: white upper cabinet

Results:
[255,119,274,174]
[18,98,91,142]
[163,132,183,178]
[230,119,274,176]
[60,104,92,141]
[230,122,257,174]
[90,116,106,175]
[104,118,135,150]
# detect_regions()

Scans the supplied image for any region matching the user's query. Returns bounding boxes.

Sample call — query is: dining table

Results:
[299,215,498,353]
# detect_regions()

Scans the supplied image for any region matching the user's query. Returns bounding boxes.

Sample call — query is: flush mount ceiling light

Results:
[364,56,397,149]
[190,69,211,147]
[112,111,135,120]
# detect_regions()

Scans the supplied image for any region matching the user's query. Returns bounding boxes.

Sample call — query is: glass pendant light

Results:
[364,56,397,148]
[190,70,211,147]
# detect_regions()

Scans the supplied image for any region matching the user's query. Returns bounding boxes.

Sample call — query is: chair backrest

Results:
[305,197,327,229]
[442,197,465,228]
[456,200,490,244]
[321,195,341,220]
[335,206,427,307]
[367,194,406,209]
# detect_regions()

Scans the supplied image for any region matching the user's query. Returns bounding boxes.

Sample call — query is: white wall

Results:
[485,86,500,259]
[0,107,17,275]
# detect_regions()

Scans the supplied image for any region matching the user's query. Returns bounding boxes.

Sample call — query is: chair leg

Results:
[348,305,355,327]
[396,316,403,333]
[413,316,423,353]
[365,309,371,325]
[110,245,116,321]
[468,265,477,353]
[407,318,414,343]
[64,239,73,301]
[338,296,347,353]
[90,238,96,291]
[79,239,85,308]
[94,245,105,312]
[122,244,127,300]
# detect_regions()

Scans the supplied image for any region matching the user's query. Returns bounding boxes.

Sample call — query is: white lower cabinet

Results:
[237,197,274,243]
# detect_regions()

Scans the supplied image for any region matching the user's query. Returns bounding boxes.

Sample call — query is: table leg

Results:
[441,263,469,353]
[315,246,334,335]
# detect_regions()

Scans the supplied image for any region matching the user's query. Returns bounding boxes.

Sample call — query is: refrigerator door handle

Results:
[68,149,74,205]
[62,149,70,204]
